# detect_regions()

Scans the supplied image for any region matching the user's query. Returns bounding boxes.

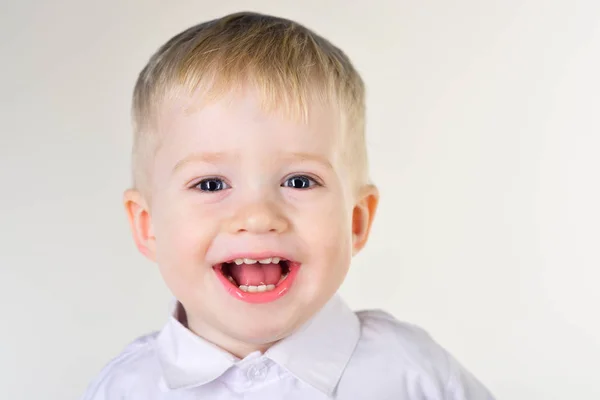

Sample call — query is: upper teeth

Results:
[234,257,281,265]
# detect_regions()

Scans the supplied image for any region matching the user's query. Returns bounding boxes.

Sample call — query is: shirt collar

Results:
[155,295,360,396]
[154,316,237,390]
[266,295,361,396]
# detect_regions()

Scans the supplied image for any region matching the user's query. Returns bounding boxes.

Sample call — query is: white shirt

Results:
[81,296,494,399]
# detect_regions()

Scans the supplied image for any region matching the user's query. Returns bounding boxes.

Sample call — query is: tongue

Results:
[229,263,282,286]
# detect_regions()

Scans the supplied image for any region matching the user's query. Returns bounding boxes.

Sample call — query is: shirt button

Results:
[246,363,268,381]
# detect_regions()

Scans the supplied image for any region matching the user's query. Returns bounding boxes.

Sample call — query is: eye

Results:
[282,175,319,190]
[194,178,230,192]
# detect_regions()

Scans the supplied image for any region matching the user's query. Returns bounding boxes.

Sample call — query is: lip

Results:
[213,260,301,304]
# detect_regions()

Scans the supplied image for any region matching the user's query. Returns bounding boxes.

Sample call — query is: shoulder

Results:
[80,332,161,400]
[355,309,449,376]
[354,309,495,399]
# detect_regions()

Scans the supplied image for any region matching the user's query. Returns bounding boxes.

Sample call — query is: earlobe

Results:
[123,189,156,262]
[352,184,379,255]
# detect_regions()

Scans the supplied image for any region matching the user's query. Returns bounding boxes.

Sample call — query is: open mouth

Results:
[213,256,300,303]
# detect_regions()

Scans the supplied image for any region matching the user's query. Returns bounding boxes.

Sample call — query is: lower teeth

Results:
[224,269,289,293]
[236,273,289,293]
[239,284,276,293]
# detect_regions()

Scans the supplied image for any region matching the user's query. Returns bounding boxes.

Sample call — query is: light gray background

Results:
[1,1,599,399]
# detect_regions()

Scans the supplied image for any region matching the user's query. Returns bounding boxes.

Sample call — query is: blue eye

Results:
[282,175,319,189]
[195,178,229,192]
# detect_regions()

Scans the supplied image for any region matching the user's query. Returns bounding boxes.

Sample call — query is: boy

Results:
[82,11,494,399]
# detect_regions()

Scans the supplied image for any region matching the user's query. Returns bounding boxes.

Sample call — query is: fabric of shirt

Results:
[81,295,495,399]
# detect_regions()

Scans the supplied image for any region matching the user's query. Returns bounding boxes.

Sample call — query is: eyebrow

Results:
[172,151,333,174]
[172,152,232,174]
[285,152,333,170]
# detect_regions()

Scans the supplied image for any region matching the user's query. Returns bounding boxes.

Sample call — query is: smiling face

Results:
[124,88,378,357]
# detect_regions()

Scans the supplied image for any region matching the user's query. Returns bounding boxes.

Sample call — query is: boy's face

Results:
[125,89,377,355]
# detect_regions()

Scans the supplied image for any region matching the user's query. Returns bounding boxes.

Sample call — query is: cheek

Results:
[152,202,216,276]
[300,198,353,265]
[309,194,352,240]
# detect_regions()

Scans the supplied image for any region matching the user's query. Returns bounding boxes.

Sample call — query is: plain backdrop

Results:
[1,1,599,399]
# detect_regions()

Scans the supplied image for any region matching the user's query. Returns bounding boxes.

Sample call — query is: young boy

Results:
[82,11,494,400]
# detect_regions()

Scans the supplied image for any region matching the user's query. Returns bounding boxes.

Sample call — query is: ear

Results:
[123,188,156,262]
[352,184,379,256]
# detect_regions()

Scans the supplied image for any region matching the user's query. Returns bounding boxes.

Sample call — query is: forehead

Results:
[154,89,343,169]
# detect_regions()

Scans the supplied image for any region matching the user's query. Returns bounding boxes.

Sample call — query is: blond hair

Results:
[131,11,368,196]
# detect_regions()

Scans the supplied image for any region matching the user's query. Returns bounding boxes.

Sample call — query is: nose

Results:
[226,199,289,234]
